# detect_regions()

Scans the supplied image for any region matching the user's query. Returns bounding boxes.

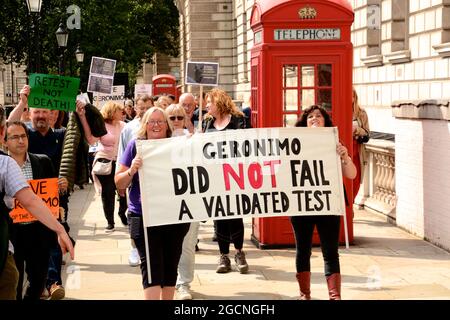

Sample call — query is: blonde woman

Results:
[115,107,190,300]
[78,101,127,232]
[352,88,370,201]
[166,104,189,137]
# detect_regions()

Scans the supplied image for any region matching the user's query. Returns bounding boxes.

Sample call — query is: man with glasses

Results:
[4,121,63,300]
[0,107,74,300]
[179,93,197,133]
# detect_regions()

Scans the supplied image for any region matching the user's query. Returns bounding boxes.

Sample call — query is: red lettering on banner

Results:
[263,160,281,187]
[248,163,263,189]
[223,163,245,190]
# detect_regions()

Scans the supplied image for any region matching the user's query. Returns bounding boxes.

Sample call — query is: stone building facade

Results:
[167,0,450,250]
[351,0,450,251]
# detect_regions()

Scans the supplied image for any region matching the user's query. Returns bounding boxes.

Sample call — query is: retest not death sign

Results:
[28,73,80,111]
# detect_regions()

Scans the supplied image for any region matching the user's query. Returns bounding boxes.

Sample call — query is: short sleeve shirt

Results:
[0,155,29,199]
[120,139,142,214]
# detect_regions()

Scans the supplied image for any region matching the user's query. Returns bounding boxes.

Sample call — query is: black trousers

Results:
[290,215,341,277]
[129,213,190,288]
[96,161,127,226]
[12,222,53,300]
[216,218,244,255]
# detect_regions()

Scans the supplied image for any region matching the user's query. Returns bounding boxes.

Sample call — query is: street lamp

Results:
[55,22,69,75]
[26,0,43,74]
[75,45,84,77]
[26,0,42,13]
[75,45,84,64]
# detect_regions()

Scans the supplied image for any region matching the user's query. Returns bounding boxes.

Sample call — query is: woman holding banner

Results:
[292,105,356,300]
[202,88,251,275]
[114,107,190,300]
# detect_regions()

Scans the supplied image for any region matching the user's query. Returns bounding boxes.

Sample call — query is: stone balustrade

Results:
[354,139,396,220]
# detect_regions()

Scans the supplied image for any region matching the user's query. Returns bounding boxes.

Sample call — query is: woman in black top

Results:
[202,88,251,274]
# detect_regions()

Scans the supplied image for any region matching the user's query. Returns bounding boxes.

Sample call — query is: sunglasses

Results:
[169,115,184,121]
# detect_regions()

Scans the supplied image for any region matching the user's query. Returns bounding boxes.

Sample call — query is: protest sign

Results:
[137,127,345,227]
[87,56,116,94]
[9,178,60,223]
[28,73,80,111]
[92,85,125,109]
[134,84,152,100]
[185,61,219,86]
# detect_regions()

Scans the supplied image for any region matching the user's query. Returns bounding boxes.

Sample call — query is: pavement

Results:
[62,183,450,300]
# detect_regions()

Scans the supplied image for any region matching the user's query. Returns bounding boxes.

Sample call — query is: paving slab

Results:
[62,184,450,300]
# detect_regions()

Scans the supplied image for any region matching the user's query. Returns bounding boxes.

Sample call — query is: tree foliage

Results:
[0,0,180,89]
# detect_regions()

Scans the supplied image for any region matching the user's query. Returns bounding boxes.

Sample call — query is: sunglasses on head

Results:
[169,115,184,121]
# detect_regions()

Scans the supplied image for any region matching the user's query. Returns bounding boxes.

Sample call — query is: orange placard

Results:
[9,178,60,223]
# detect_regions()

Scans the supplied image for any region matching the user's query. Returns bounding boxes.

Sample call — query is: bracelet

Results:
[127,170,132,177]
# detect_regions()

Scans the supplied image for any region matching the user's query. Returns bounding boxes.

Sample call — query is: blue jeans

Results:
[46,239,62,288]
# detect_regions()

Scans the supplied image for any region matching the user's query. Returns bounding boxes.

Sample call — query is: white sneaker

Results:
[176,285,193,300]
[128,248,140,267]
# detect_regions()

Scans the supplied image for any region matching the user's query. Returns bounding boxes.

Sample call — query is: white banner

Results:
[136,127,345,227]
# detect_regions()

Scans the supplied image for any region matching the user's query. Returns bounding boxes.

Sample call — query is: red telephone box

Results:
[152,74,178,100]
[250,0,354,248]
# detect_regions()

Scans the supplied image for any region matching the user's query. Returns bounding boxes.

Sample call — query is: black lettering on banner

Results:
[203,197,214,218]
[172,167,210,195]
[243,140,251,156]
[300,161,315,187]
[319,160,330,185]
[241,194,251,215]
[226,195,235,216]
[217,141,227,159]
[178,200,193,221]
[251,194,262,214]
[172,168,188,195]
[188,167,196,194]
[235,194,241,215]
[290,160,301,187]
[304,190,313,211]
[202,138,301,159]
[260,192,271,212]
[43,88,63,98]
[230,141,241,157]
[291,160,330,187]
[197,166,210,193]
[292,190,332,212]
[215,197,226,217]
[203,142,215,159]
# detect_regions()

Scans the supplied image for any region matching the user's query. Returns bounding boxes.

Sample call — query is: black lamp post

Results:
[55,22,69,76]
[26,0,43,74]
